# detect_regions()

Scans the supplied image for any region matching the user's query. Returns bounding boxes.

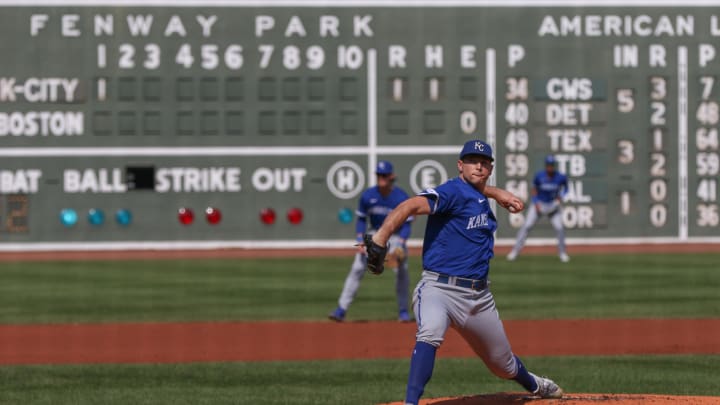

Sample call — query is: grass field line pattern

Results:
[0,318,718,365]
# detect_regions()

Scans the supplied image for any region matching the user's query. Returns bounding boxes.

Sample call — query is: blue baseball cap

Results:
[375,160,394,175]
[545,155,556,165]
[459,140,494,161]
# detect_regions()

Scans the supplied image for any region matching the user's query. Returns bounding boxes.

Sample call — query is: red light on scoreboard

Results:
[178,207,194,225]
[260,208,276,225]
[205,207,222,224]
[287,208,303,225]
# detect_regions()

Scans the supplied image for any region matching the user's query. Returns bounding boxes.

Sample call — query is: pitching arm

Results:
[484,185,525,213]
[372,196,431,247]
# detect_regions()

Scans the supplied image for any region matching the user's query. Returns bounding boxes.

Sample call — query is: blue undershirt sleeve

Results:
[355,216,367,239]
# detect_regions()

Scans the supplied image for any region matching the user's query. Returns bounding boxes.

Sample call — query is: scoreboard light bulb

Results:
[287,208,303,225]
[115,209,132,226]
[178,207,194,225]
[338,208,353,224]
[59,209,78,228]
[87,208,105,226]
[205,207,222,224]
[259,208,276,225]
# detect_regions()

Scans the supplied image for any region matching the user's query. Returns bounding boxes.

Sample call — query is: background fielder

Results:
[507,154,570,263]
[329,160,413,322]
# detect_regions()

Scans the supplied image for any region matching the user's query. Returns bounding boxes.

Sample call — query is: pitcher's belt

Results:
[426,271,488,290]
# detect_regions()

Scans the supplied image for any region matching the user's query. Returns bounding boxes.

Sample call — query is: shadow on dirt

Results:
[427,393,537,404]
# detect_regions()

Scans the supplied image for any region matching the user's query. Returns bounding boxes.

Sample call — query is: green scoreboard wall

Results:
[0,0,719,249]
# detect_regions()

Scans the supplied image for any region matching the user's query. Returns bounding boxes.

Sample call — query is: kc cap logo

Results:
[376,160,394,175]
[459,140,494,161]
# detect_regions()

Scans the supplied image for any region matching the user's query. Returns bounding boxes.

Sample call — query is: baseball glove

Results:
[363,233,387,275]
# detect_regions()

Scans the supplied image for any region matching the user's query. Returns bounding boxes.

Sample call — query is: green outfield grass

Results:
[0,253,718,323]
[0,252,718,404]
[0,355,718,404]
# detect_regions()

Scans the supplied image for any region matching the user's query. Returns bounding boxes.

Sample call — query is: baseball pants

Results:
[412,271,517,378]
[337,235,409,313]
[511,204,567,256]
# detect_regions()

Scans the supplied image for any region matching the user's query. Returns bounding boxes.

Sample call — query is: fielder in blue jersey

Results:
[329,160,413,322]
[370,140,563,404]
[507,154,570,262]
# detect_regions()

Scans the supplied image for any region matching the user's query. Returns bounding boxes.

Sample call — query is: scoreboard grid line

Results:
[0,146,463,157]
[367,48,378,187]
[486,48,497,186]
[677,46,689,241]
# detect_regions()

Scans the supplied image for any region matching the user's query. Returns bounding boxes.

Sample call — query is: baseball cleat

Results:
[506,251,518,261]
[559,253,570,263]
[531,373,563,399]
[328,307,346,322]
[398,310,412,323]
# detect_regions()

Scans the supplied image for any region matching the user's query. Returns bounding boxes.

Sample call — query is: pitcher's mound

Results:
[380,392,720,404]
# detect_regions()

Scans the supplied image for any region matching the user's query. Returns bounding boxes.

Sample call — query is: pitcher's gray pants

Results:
[413,271,518,379]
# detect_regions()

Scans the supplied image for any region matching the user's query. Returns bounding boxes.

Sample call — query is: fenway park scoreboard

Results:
[0,0,719,249]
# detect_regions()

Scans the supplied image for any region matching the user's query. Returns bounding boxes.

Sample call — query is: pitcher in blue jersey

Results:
[329,160,413,323]
[370,140,563,404]
[507,154,570,262]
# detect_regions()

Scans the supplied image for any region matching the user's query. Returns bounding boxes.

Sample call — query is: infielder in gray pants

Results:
[329,160,413,322]
[332,235,409,321]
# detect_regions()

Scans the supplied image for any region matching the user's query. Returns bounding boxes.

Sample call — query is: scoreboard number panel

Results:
[0,1,718,249]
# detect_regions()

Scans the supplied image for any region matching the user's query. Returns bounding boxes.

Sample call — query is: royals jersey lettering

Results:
[419,177,497,279]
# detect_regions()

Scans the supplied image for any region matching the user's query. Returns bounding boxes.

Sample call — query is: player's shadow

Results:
[428,392,541,404]
[339,316,415,324]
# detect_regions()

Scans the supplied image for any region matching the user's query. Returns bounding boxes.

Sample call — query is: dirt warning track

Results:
[0,318,718,365]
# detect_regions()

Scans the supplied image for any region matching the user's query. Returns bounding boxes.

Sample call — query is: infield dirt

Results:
[1,319,718,404]
[0,319,718,364]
